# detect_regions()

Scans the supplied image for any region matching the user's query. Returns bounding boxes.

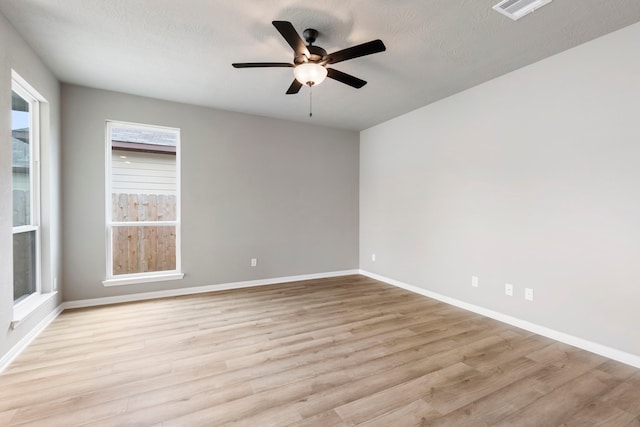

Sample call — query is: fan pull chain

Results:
[309,84,313,117]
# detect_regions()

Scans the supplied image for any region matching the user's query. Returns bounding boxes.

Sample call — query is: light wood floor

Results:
[1,275,639,426]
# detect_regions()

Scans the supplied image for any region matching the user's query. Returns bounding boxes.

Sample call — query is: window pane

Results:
[111,148,177,222]
[12,90,31,227]
[112,225,176,275]
[111,173,177,223]
[13,230,36,302]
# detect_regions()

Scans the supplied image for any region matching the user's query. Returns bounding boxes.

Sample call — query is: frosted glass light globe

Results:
[294,63,328,86]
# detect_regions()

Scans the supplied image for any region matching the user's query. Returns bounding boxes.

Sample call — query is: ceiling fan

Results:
[232,20,386,94]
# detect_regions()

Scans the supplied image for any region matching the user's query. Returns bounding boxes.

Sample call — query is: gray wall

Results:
[62,85,359,301]
[360,22,640,357]
[0,14,62,359]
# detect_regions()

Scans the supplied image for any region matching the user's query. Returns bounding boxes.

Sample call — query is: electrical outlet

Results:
[525,288,534,301]
[251,258,257,267]
[505,283,513,296]
[471,276,479,288]
[372,253,376,262]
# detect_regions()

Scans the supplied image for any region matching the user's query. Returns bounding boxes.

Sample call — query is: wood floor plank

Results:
[293,361,479,419]
[87,382,255,427]
[5,369,216,425]
[494,369,626,427]
[160,380,314,426]
[595,359,640,381]
[333,363,463,424]
[286,409,347,427]
[2,363,172,420]
[356,399,443,427]
[0,409,17,426]
[425,377,545,426]
[14,398,128,427]
[0,274,637,426]
[560,401,638,427]
[426,356,545,415]
[601,372,640,416]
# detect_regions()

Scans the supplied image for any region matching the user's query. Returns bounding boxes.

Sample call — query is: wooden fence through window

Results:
[112,193,177,275]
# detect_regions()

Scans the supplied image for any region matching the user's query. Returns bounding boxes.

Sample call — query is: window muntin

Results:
[12,84,40,303]
[106,121,181,281]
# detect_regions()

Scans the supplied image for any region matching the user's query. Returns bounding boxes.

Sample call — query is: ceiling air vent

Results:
[493,0,553,20]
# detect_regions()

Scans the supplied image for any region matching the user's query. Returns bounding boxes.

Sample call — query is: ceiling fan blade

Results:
[232,62,294,68]
[324,39,386,65]
[327,68,367,89]
[286,79,303,94]
[272,21,310,59]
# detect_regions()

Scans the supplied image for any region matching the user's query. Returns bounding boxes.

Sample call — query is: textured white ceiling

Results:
[1,0,639,131]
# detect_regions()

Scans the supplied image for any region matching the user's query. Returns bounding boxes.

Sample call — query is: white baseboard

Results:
[0,304,64,373]
[359,270,640,369]
[63,270,360,310]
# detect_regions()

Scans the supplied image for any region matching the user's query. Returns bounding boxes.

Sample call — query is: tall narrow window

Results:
[105,121,182,285]
[12,81,40,303]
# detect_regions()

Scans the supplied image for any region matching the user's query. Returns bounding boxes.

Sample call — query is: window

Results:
[12,79,41,304]
[104,121,182,286]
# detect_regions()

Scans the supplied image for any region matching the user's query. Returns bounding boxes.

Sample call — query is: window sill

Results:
[11,292,58,329]
[102,272,184,287]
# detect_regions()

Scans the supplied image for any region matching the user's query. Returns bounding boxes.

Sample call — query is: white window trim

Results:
[102,273,184,287]
[11,291,58,329]
[11,72,43,311]
[104,120,182,286]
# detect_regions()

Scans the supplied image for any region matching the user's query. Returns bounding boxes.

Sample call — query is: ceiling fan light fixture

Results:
[294,63,327,86]
[232,21,386,95]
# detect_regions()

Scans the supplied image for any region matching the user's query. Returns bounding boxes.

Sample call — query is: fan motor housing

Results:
[293,28,327,65]
[295,45,327,64]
